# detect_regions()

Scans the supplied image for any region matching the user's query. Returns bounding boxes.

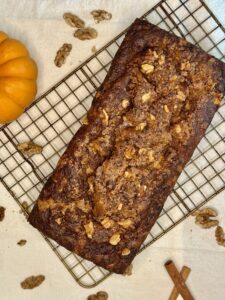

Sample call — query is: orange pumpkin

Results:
[0,31,38,124]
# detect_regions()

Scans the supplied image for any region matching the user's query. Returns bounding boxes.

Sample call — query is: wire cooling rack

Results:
[0,0,224,288]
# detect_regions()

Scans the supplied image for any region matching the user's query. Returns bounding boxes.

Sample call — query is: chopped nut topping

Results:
[89,141,104,154]
[138,148,147,155]
[54,43,72,68]
[141,63,154,74]
[158,54,165,65]
[124,146,136,159]
[153,51,159,58]
[82,115,89,125]
[213,93,223,105]
[121,99,129,108]
[215,226,225,246]
[135,122,146,131]
[175,124,182,133]
[63,12,85,28]
[118,203,123,210]
[118,219,133,229]
[84,221,94,239]
[148,150,154,162]
[171,75,178,81]
[185,101,191,110]
[124,171,135,179]
[74,27,98,40]
[109,233,121,245]
[86,166,93,174]
[121,248,131,256]
[176,91,186,101]
[163,104,170,113]
[181,61,191,70]
[101,109,109,125]
[141,92,151,103]
[101,217,113,229]
[91,10,112,23]
[55,218,62,225]
[149,113,156,121]
[77,199,90,213]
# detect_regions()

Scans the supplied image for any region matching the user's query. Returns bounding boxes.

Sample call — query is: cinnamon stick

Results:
[169,266,191,300]
[165,261,194,300]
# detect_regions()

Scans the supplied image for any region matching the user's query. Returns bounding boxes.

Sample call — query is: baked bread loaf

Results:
[29,19,225,274]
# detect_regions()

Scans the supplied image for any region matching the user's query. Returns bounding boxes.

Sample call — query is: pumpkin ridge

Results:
[0,90,25,109]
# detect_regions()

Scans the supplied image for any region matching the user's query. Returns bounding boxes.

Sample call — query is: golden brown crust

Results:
[29,19,225,274]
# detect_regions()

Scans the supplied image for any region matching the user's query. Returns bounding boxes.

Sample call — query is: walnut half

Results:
[84,221,94,239]
[109,233,121,245]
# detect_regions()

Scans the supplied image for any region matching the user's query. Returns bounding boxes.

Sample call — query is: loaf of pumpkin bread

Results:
[29,19,225,274]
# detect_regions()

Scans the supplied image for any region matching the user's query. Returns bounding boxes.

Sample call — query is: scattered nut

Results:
[176,91,186,101]
[63,12,85,28]
[74,27,98,40]
[0,206,5,222]
[141,63,154,74]
[163,104,170,113]
[124,146,136,159]
[118,203,123,210]
[91,45,97,54]
[84,221,94,239]
[123,264,133,276]
[121,99,129,108]
[87,291,108,300]
[141,92,151,103]
[193,207,219,229]
[101,217,113,229]
[82,115,89,125]
[121,248,131,256]
[135,122,146,131]
[192,207,218,217]
[118,219,133,229]
[0,206,6,222]
[17,142,43,156]
[20,275,45,289]
[17,239,27,246]
[158,54,165,65]
[54,43,72,68]
[91,10,112,23]
[96,291,109,300]
[109,233,121,245]
[215,226,225,247]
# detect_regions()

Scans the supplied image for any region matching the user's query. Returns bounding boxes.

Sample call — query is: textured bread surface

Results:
[29,19,225,274]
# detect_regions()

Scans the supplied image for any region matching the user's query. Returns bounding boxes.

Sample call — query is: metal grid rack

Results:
[0,0,224,288]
